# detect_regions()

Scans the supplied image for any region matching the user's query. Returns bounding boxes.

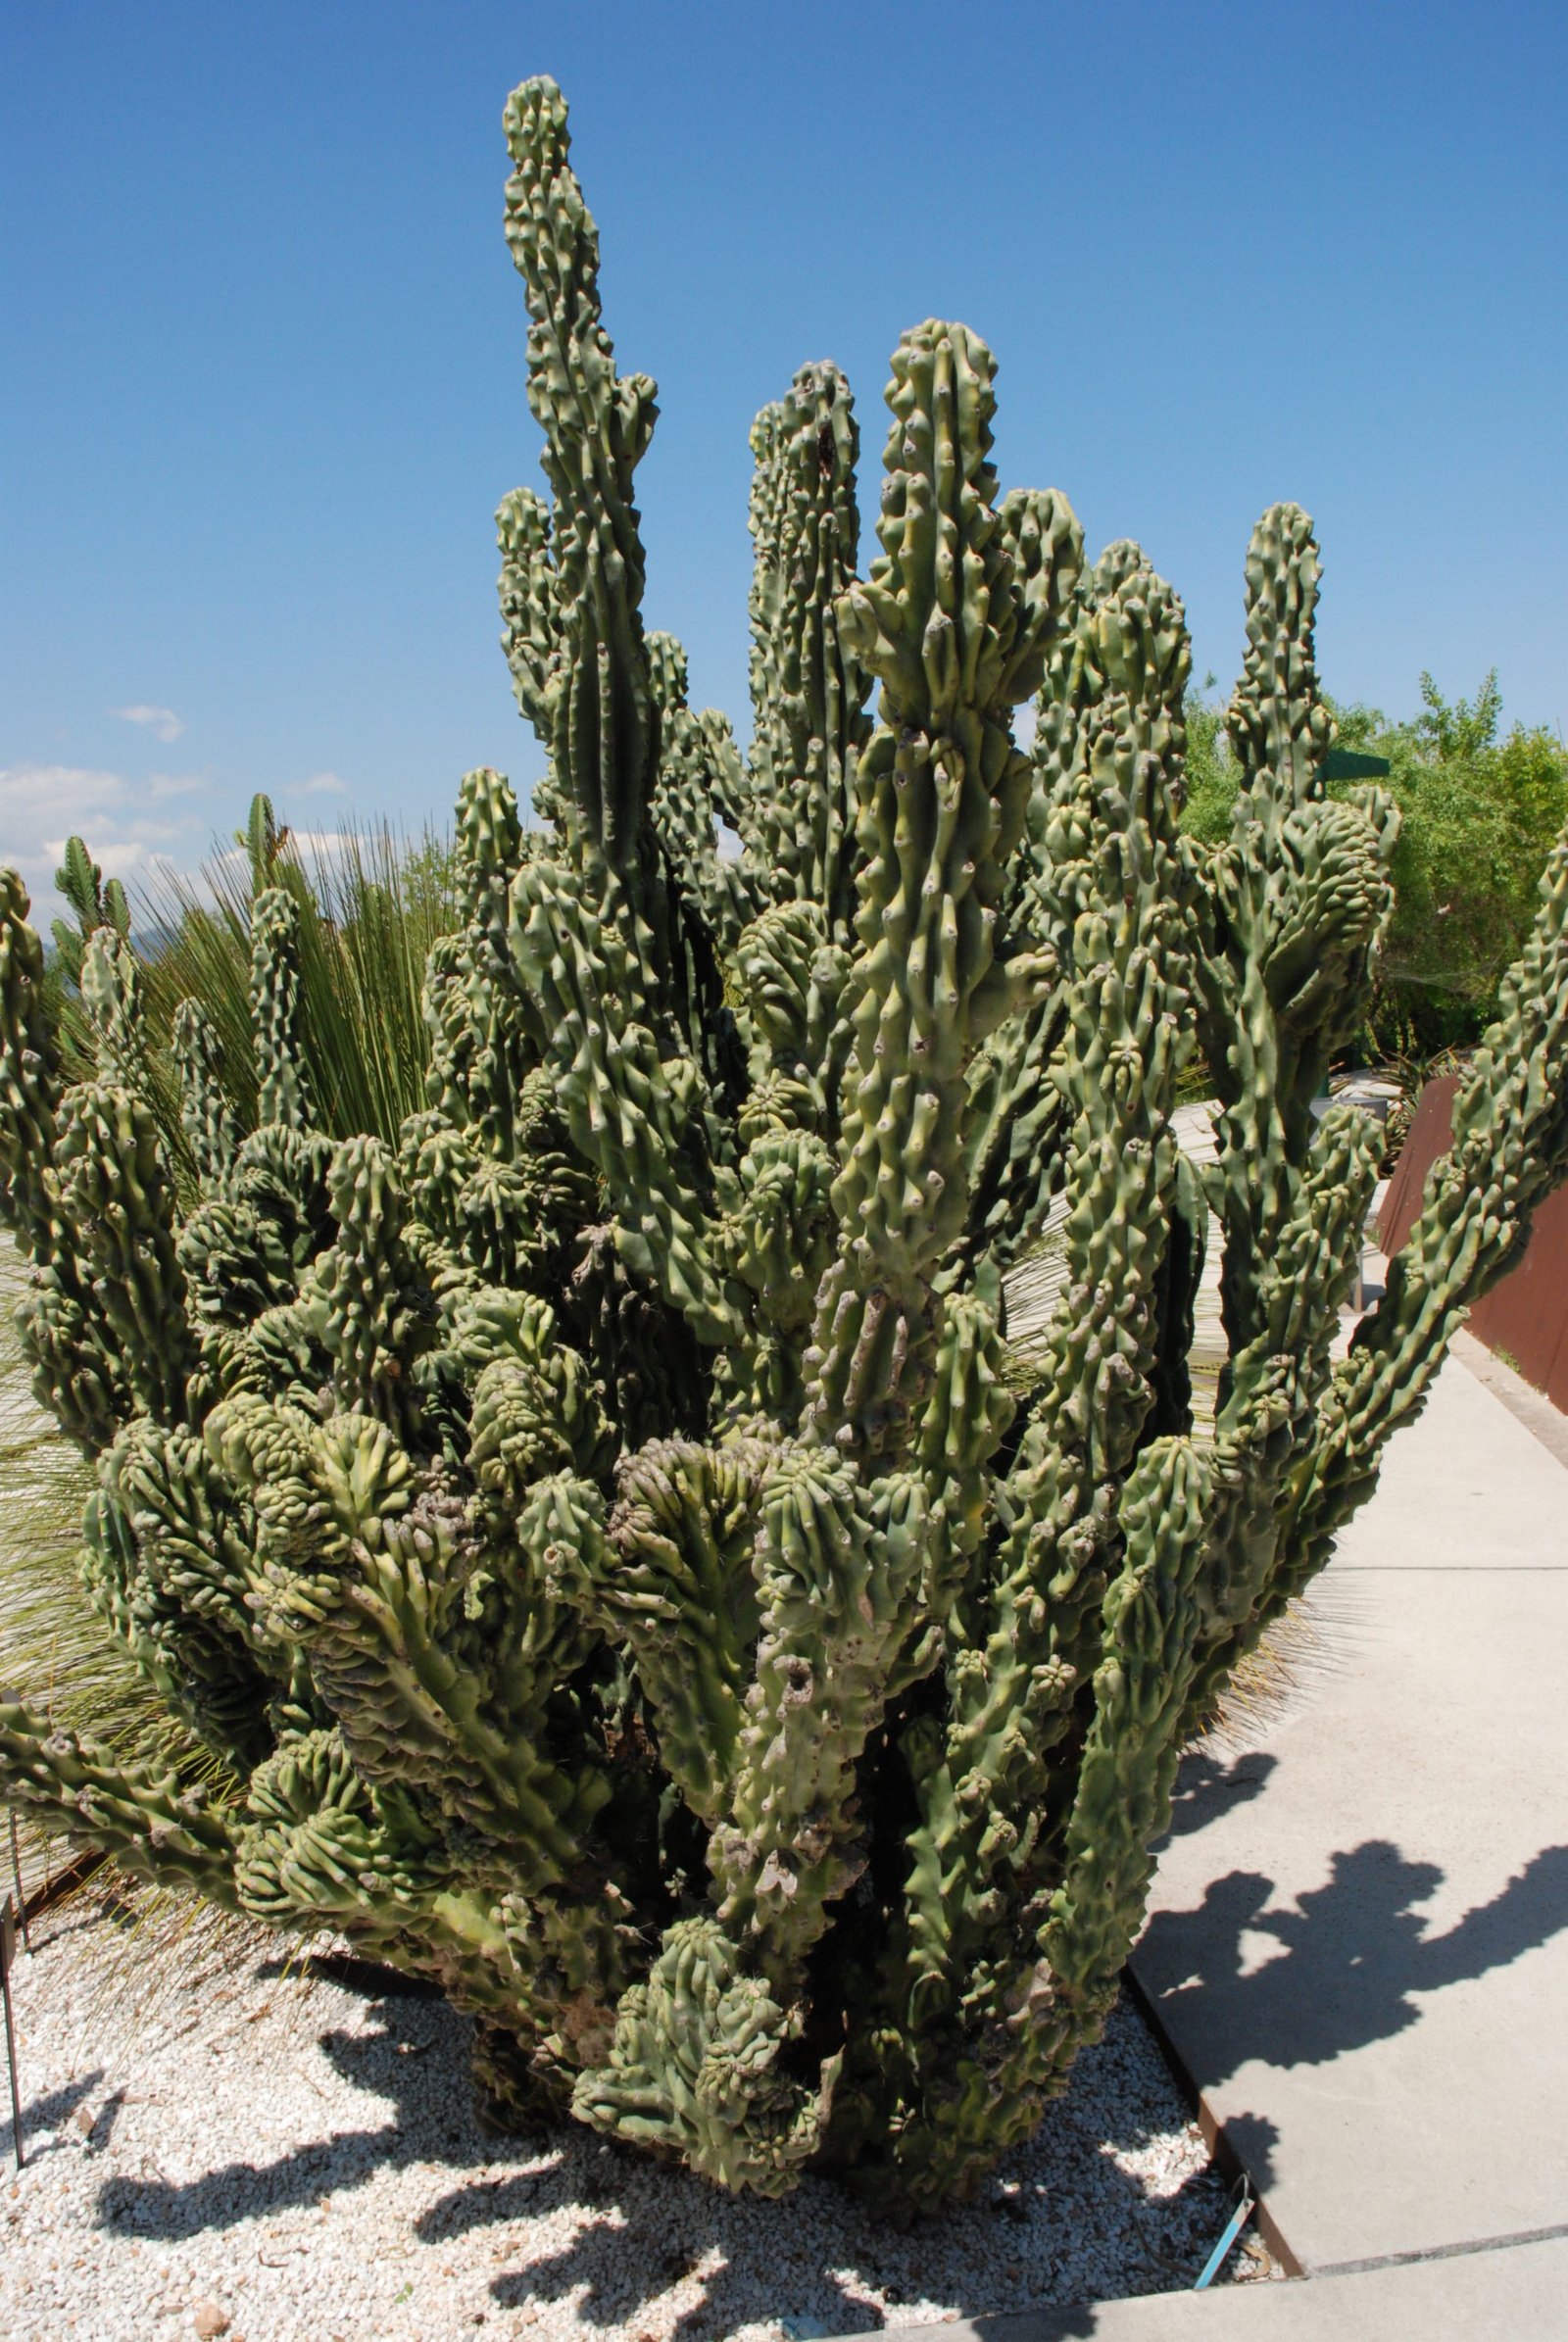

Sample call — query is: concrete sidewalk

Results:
[873,2229,1568,2340]
[1129,1337,1568,2287]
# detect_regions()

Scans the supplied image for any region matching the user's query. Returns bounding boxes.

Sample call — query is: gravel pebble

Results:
[0,1892,1275,2341]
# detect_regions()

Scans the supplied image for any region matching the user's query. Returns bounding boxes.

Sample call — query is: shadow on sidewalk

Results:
[1160,1749,1278,1839]
[1141,1837,1568,2092]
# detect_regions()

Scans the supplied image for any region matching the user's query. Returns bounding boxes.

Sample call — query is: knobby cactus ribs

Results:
[4,74,1568,2213]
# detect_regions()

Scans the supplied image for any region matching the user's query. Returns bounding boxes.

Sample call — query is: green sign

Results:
[1321,747,1392,781]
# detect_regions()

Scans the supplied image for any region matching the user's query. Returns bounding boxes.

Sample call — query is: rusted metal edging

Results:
[1119,1960,1304,2279]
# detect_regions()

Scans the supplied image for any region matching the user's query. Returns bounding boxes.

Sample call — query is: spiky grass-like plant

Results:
[52,802,460,1175]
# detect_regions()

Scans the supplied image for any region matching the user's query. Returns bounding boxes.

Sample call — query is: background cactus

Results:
[4,73,1568,2214]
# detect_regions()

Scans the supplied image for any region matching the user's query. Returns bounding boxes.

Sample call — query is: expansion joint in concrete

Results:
[1312,2217,1568,2279]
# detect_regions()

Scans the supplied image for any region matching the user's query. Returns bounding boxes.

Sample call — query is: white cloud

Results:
[111,703,186,745]
[1,758,361,931]
[2,760,124,822]
[40,835,163,884]
[1,760,207,922]
[41,818,194,858]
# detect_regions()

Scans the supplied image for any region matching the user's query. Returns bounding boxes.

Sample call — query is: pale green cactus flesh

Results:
[3,76,1567,2214]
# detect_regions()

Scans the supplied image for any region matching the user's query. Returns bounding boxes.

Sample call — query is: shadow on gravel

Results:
[1141,1838,1568,2094]
[5,2066,106,2164]
[92,1977,1242,2335]
[456,2111,1234,2337]
[94,1994,467,2238]
[487,2198,875,2341]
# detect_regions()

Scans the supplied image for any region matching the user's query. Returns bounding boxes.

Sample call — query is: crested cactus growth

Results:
[5,75,1568,2215]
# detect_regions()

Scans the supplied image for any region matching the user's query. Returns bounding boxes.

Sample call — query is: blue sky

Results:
[3,2,1565,916]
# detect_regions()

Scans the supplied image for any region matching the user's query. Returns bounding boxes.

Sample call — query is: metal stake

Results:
[1194,2172,1253,2289]
[1,1895,23,2171]
[8,1813,27,1954]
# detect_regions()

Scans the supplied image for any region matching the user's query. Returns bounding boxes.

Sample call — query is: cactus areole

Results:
[4,78,1568,2212]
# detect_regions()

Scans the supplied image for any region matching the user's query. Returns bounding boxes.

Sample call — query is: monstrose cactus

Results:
[5,77,1568,2212]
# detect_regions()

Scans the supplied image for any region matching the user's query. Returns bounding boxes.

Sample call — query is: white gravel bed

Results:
[0,1889,1273,2342]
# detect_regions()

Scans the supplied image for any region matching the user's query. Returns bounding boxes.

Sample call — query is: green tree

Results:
[1179,671,1236,844]
[1334,675,1568,1053]
[1181,669,1568,1056]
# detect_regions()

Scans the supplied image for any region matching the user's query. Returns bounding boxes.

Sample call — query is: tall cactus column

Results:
[1179,506,1398,1701]
[828,553,1205,2208]
[806,322,1082,1464]
[502,76,660,906]
[746,363,872,944]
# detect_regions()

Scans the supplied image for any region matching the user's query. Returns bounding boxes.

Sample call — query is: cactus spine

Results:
[3,77,1568,2214]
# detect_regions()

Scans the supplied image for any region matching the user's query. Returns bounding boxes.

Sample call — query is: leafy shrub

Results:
[1185,670,1568,1058]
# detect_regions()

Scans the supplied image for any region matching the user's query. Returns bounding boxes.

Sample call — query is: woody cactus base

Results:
[5,77,1568,2214]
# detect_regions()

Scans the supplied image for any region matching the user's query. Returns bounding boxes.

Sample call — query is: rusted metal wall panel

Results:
[1378,1075,1461,1257]
[1378,1074,1568,1413]
[1469,1186,1568,1408]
